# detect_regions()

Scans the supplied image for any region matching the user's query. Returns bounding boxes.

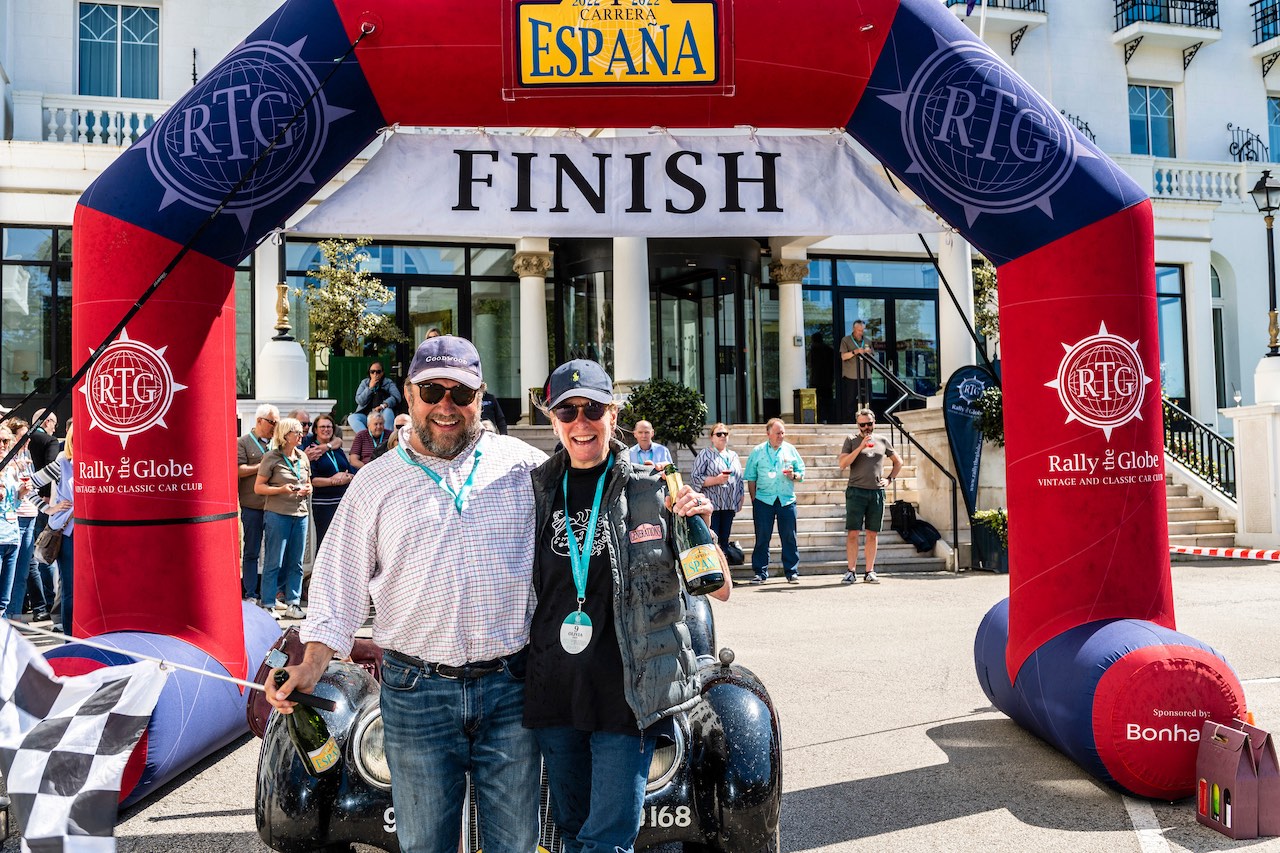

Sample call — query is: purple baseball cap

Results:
[408,335,483,389]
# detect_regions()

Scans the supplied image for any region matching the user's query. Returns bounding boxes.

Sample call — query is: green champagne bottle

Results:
[662,464,726,596]
[273,670,341,776]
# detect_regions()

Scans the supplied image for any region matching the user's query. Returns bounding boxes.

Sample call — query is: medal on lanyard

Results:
[397,443,483,515]
[561,456,613,655]
[766,444,779,479]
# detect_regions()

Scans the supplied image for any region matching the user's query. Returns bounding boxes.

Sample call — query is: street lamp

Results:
[1249,169,1280,357]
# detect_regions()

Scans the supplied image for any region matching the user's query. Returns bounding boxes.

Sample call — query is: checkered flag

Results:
[0,622,168,852]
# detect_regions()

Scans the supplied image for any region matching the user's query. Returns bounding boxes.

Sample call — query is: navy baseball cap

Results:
[545,360,614,409]
[408,335,483,389]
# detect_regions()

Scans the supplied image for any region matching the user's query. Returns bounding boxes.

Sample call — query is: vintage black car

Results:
[254,593,782,853]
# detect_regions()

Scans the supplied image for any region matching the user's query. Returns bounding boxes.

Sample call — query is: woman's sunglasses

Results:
[713,431,730,437]
[417,382,479,406]
[551,401,609,423]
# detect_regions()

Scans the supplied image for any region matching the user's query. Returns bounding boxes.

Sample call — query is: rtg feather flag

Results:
[966,0,978,14]
[0,622,168,852]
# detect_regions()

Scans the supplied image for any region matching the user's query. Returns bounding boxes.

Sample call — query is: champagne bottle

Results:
[662,464,725,595]
[273,670,340,776]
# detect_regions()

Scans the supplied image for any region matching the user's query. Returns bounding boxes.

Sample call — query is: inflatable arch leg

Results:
[71,0,1243,802]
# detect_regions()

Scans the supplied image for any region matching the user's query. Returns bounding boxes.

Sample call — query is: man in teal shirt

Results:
[743,418,806,584]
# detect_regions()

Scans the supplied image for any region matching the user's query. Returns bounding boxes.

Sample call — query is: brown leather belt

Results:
[383,648,513,680]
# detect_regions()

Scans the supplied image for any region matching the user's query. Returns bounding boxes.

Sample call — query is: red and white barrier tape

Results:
[1169,545,1280,561]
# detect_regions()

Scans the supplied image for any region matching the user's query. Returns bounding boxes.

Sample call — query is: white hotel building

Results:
[0,0,1275,436]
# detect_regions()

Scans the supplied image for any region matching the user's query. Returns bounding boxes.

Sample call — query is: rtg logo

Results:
[1044,322,1152,441]
[880,36,1090,225]
[141,38,352,231]
[515,0,718,87]
[80,330,187,449]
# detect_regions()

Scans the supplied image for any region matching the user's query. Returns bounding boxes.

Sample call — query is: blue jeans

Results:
[709,509,736,546]
[379,650,539,853]
[28,513,56,614]
[0,541,17,616]
[533,727,656,853]
[261,512,306,606]
[57,531,74,634]
[4,515,37,618]
[347,411,370,434]
[240,507,265,598]
[751,498,799,580]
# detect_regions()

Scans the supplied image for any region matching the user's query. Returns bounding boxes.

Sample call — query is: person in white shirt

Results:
[267,335,546,853]
[625,420,673,468]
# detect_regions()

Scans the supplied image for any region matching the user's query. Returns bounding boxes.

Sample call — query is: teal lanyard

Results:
[720,451,733,471]
[325,450,344,474]
[397,444,483,514]
[563,456,614,607]
[765,444,782,470]
[253,435,269,455]
[371,432,385,449]
[282,453,304,483]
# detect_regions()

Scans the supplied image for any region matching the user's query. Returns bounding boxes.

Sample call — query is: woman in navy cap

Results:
[524,359,730,853]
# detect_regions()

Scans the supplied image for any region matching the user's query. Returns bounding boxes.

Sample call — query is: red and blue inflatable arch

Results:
[67,0,1245,802]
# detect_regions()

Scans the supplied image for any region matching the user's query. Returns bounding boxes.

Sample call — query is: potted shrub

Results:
[976,386,1004,447]
[618,378,708,464]
[971,508,1008,573]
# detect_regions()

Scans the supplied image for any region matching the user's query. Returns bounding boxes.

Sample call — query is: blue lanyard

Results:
[765,444,783,469]
[563,455,613,606]
[371,432,385,449]
[325,450,345,474]
[252,435,269,455]
[720,451,734,471]
[397,444,483,515]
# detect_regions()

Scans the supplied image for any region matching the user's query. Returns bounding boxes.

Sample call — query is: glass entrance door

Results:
[653,269,744,425]
[836,294,938,418]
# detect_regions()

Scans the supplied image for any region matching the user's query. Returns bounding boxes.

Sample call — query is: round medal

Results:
[560,611,593,654]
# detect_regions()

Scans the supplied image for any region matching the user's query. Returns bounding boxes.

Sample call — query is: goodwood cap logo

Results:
[1044,322,1152,440]
[80,330,187,448]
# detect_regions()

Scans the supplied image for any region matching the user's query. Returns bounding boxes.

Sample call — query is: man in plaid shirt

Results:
[268,335,547,853]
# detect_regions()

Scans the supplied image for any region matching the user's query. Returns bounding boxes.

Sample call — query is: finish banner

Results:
[291,132,944,239]
[942,365,995,519]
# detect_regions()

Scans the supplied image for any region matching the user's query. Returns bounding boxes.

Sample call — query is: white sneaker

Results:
[864,571,880,584]
[284,604,306,620]
[841,571,857,585]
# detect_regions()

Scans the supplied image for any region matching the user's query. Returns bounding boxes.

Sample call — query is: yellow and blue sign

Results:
[515,0,718,87]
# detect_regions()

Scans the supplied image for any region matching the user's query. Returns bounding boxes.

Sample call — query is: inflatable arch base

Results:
[44,604,281,807]
[974,599,1247,800]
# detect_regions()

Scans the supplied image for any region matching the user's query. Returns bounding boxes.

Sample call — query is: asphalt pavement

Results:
[4,559,1279,853]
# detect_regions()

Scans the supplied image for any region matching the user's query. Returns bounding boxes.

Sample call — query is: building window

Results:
[1270,97,1280,163]
[1,226,72,400]
[1155,265,1189,409]
[79,3,160,99]
[1129,85,1176,158]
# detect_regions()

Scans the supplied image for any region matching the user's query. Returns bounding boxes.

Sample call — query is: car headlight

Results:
[351,707,393,790]
[646,728,684,792]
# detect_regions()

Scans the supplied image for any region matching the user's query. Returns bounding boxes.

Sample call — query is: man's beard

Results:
[415,414,482,459]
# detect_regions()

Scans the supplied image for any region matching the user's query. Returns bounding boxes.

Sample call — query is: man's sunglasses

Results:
[259,417,278,426]
[713,431,730,437]
[417,382,479,406]
[857,421,875,429]
[551,402,609,423]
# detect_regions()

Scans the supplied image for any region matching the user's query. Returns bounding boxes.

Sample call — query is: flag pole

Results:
[6,620,335,710]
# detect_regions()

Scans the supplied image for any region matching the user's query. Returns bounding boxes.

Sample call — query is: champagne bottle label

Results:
[308,737,341,774]
[680,543,721,581]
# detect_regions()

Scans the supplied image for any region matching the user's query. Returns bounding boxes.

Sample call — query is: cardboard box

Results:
[1196,721,1258,840]
[1235,718,1280,838]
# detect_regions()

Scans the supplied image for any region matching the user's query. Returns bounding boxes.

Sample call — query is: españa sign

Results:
[515,0,719,87]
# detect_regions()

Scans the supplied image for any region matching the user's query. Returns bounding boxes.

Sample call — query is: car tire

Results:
[688,825,782,853]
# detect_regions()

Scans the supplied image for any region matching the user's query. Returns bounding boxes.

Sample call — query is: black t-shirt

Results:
[524,459,638,734]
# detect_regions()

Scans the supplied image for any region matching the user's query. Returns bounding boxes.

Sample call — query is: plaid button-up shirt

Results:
[301,428,547,666]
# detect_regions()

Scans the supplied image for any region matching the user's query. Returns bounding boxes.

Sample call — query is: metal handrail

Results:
[1161,398,1236,500]
[1115,0,1219,31]
[855,354,960,557]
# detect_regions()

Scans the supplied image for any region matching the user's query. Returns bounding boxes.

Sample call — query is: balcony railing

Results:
[1254,0,1280,45]
[1060,111,1097,144]
[14,93,171,145]
[1228,123,1270,163]
[944,0,1046,11]
[1163,398,1236,500]
[1113,155,1252,205]
[1114,0,1219,31]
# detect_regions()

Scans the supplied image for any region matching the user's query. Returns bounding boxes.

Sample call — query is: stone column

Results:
[937,230,977,384]
[613,237,652,394]
[1222,403,1280,547]
[770,259,810,420]
[514,238,553,421]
